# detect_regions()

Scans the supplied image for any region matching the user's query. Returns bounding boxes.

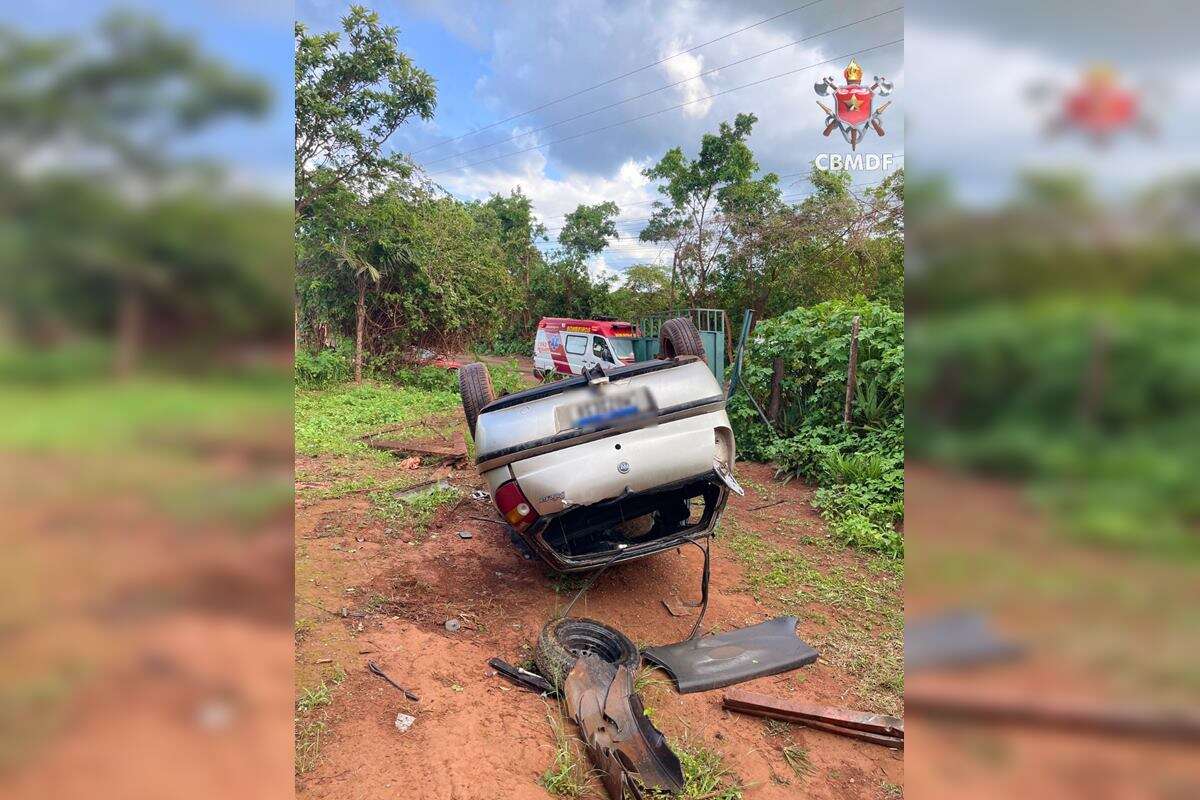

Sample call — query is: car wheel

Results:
[458,362,495,440]
[535,617,640,689]
[658,317,707,362]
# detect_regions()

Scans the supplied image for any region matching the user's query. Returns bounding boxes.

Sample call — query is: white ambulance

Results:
[532,317,638,378]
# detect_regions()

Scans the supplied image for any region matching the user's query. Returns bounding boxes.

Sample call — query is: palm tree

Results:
[330,239,382,384]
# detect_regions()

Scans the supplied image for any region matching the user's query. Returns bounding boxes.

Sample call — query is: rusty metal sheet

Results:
[563,654,685,799]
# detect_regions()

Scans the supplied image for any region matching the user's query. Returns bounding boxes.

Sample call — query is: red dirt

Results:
[295,458,903,799]
[904,463,1200,800]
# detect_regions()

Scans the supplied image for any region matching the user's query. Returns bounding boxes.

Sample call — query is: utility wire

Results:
[427,38,903,176]
[408,0,833,156]
[419,7,902,168]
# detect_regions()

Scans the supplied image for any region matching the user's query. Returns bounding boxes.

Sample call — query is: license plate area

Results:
[555,386,657,433]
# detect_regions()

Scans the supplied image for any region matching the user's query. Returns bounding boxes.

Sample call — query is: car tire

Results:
[534,617,641,688]
[458,362,495,439]
[659,317,707,362]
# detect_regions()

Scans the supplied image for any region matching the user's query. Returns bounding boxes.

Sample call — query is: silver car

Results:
[459,318,742,572]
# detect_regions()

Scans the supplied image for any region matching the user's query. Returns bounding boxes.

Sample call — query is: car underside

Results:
[523,471,728,572]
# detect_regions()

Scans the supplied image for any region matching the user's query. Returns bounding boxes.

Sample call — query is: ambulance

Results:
[532,317,639,378]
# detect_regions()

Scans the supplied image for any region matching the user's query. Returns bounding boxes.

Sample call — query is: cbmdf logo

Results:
[814,59,894,150]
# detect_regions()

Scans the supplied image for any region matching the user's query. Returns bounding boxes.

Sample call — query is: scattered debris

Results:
[443,619,461,633]
[195,698,235,731]
[457,530,473,540]
[470,489,490,502]
[643,615,818,694]
[365,434,468,466]
[661,596,694,617]
[724,689,904,748]
[563,654,685,799]
[487,657,555,696]
[747,499,785,512]
[367,661,419,702]
[905,684,1200,742]
[394,712,416,733]
[906,610,1023,672]
[395,479,453,502]
[397,456,421,470]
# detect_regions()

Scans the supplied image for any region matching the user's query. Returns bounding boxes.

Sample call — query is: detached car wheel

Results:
[659,317,707,362]
[535,617,641,688]
[458,362,495,439]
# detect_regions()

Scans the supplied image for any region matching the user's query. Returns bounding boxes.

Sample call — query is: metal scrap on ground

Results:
[723,688,904,748]
[563,654,686,800]
[905,684,1200,741]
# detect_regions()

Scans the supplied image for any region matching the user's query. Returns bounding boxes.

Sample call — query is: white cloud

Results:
[658,44,714,119]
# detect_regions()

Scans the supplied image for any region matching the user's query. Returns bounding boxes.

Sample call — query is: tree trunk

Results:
[843,315,861,427]
[114,281,143,379]
[768,357,784,423]
[355,275,366,384]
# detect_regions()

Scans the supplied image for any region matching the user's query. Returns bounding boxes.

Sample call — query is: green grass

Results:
[762,718,796,738]
[539,711,595,799]
[295,381,460,457]
[0,376,289,453]
[296,667,346,714]
[781,745,813,781]
[369,484,460,529]
[669,739,745,800]
[720,520,903,714]
[294,666,346,776]
[295,718,327,774]
[297,473,432,502]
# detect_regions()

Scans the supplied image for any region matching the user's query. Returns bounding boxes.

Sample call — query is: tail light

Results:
[494,480,539,531]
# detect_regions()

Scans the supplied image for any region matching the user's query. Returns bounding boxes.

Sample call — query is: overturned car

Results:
[459,318,742,573]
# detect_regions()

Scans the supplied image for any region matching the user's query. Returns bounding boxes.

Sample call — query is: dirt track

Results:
[294,456,903,799]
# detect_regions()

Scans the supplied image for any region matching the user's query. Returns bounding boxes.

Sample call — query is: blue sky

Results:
[0,0,295,196]
[297,0,905,277]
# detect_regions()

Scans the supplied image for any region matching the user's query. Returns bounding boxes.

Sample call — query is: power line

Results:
[427,38,903,176]
[536,176,894,243]
[419,7,902,168]
[408,0,834,157]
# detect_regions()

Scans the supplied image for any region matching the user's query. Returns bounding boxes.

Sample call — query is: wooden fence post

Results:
[843,315,861,427]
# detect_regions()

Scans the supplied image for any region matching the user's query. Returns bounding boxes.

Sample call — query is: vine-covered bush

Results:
[729,299,904,557]
[295,343,353,388]
[908,298,1200,554]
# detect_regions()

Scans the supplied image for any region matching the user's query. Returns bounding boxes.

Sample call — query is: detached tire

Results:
[458,362,495,440]
[659,317,707,362]
[535,617,640,689]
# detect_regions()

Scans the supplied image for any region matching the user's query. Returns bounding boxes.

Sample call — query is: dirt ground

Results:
[1,430,296,800]
[903,464,1200,800]
[294,444,904,799]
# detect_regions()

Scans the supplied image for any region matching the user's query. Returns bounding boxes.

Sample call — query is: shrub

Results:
[729,298,904,558]
[295,344,351,388]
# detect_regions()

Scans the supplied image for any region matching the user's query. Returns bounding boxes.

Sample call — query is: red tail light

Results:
[494,480,539,531]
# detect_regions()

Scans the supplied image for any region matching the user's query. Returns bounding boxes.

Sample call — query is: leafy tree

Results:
[640,113,778,307]
[0,12,281,373]
[478,190,546,333]
[295,6,436,215]
[558,201,620,260]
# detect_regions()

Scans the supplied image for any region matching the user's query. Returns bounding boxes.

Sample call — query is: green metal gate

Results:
[633,308,728,384]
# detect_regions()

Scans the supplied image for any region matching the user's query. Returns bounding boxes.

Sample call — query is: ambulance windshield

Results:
[608,337,635,360]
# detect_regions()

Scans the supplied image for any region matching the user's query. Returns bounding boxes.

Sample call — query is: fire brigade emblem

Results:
[1027,64,1154,145]
[814,59,893,150]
